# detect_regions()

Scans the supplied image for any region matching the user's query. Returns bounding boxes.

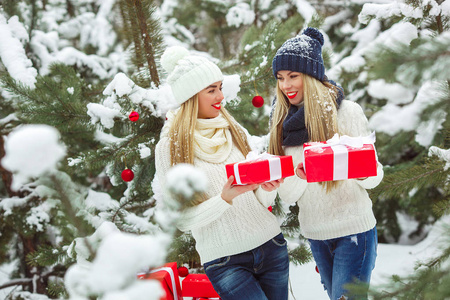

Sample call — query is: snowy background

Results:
[0,0,449,299]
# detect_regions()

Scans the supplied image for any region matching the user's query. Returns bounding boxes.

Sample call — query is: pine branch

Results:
[2,0,22,18]
[1,73,47,106]
[132,0,160,87]
[0,265,67,291]
[66,0,75,17]
[50,174,96,259]
[26,245,74,268]
[25,0,39,57]
[118,0,132,47]
[372,155,449,201]
[436,13,443,33]
[288,244,313,266]
[124,0,145,69]
[0,278,32,290]
[366,35,450,85]
[0,136,18,197]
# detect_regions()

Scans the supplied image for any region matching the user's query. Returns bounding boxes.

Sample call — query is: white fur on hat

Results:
[161,46,224,106]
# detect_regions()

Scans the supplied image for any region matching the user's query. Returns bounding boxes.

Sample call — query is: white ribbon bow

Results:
[304,132,376,152]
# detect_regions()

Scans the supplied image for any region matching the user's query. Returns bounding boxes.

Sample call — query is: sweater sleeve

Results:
[338,100,384,189]
[155,137,232,232]
[277,146,308,205]
[176,195,232,232]
[254,187,278,208]
[277,173,308,205]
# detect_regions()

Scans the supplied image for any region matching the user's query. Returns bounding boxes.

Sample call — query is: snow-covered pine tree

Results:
[326,1,449,298]
[360,0,449,243]
[0,0,168,298]
[358,2,449,298]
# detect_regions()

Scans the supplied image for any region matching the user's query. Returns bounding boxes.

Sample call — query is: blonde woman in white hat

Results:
[155,46,289,300]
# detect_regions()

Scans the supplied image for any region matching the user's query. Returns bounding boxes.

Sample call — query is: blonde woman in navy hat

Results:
[268,28,384,300]
[155,46,289,300]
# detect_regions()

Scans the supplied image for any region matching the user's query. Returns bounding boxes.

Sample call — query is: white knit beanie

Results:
[161,46,224,107]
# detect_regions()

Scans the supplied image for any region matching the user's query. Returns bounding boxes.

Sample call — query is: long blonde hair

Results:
[268,73,342,191]
[168,95,252,204]
[168,94,252,166]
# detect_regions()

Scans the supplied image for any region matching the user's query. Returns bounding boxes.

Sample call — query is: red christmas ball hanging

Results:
[252,95,264,108]
[268,206,273,212]
[121,168,134,182]
[128,111,139,122]
[177,266,189,277]
[315,265,320,274]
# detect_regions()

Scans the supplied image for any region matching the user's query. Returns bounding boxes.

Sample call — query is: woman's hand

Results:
[261,178,284,192]
[221,175,259,203]
[295,162,307,180]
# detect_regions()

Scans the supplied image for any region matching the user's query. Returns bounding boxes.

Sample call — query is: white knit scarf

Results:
[161,110,233,163]
[194,114,232,163]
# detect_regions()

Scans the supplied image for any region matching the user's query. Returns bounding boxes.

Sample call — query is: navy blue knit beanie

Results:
[272,27,325,81]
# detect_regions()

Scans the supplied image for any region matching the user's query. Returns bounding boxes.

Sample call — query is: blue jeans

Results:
[203,233,289,300]
[309,227,378,300]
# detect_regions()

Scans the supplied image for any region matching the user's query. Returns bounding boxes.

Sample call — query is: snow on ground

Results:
[289,215,449,299]
[0,216,448,299]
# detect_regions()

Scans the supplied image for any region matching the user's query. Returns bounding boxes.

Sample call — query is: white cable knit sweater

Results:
[278,100,384,240]
[155,114,281,264]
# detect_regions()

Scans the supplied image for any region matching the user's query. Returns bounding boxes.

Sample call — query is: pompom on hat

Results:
[272,27,325,81]
[161,46,224,106]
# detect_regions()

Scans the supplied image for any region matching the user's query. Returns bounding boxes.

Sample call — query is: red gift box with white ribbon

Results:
[182,273,220,298]
[303,132,378,183]
[137,262,182,300]
[225,152,295,185]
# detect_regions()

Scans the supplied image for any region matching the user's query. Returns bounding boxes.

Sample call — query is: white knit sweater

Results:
[155,117,281,264]
[278,100,384,240]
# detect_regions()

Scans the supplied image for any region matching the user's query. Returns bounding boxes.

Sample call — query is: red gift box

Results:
[137,262,182,300]
[303,133,378,183]
[226,152,295,185]
[182,274,220,298]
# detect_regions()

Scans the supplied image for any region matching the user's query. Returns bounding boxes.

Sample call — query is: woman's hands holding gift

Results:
[261,178,284,192]
[221,175,259,203]
[221,176,285,203]
[295,162,307,180]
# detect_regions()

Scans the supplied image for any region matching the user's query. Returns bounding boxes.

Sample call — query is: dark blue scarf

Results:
[281,80,344,146]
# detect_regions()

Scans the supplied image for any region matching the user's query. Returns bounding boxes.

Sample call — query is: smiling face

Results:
[276,70,304,106]
[197,81,224,119]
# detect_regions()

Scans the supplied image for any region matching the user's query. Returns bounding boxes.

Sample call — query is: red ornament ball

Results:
[267,206,273,212]
[177,266,189,277]
[252,95,264,108]
[315,266,320,274]
[121,169,134,182]
[128,111,139,122]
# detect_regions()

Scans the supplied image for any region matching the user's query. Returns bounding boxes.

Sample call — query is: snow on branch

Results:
[2,125,66,190]
[368,81,445,147]
[0,15,37,89]
[65,223,169,299]
[359,2,423,24]
[226,3,255,27]
[429,146,450,171]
